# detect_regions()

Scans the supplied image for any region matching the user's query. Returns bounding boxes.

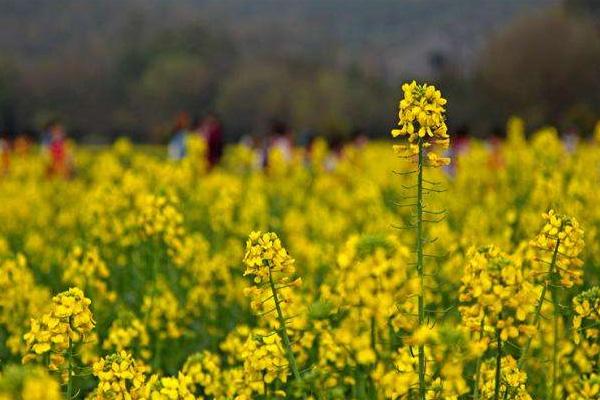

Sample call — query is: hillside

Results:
[0,0,557,79]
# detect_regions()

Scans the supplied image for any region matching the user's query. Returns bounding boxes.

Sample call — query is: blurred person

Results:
[297,128,316,148]
[265,119,293,165]
[14,131,33,156]
[349,128,369,148]
[325,134,345,171]
[168,112,192,160]
[0,131,10,175]
[257,131,269,168]
[45,120,72,178]
[303,134,330,171]
[487,125,505,170]
[239,133,255,148]
[446,125,471,170]
[239,133,264,169]
[41,120,59,151]
[453,125,471,156]
[563,127,580,153]
[447,125,471,175]
[198,112,224,167]
[239,132,260,161]
[303,132,317,163]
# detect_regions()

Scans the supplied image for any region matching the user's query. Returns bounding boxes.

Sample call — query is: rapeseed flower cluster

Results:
[0,255,49,354]
[391,81,450,166]
[243,231,303,330]
[478,356,532,400]
[573,286,600,336]
[182,351,224,398]
[22,287,95,370]
[0,365,62,400]
[242,232,304,396]
[102,312,151,360]
[91,351,147,399]
[239,332,289,389]
[243,231,297,285]
[459,246,536,343]
[530,209,584,287]
[143,373,196,400]
[563,287,600,399]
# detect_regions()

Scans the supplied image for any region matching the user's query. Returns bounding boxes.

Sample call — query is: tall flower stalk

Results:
[523,210,584,399]
[243,231,305,398]
[391,81,450,400]
[267,264,303,384]
[415,138,427,398]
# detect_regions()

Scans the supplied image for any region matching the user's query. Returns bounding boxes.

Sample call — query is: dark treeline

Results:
[0,0,599,143]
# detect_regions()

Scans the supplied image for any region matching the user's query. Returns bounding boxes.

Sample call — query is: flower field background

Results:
[1,107,600,398]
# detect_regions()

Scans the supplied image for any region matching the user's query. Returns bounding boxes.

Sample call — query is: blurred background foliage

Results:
[0,0,599,142]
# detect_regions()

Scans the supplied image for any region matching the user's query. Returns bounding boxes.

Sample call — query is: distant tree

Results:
[130,54,212,142]
[291,69,391,137]
[0,58,19,133]
[113,24,238,140]
[215,59,393,139]
[564,0,600,20]
[476,9,600,132]
[215,61,296,137]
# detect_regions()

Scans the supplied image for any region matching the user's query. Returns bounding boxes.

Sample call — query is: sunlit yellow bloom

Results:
[22,287,95,370]
[391,81,450,167]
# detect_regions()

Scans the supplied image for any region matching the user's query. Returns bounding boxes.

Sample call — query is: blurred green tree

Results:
[476,9,600,133]
[0,58,18,133]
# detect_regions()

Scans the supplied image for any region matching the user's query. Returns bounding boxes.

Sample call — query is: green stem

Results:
[263,371,268,397]
[67,337,74,399]
[473,318,485,400]
[494,329,502,400]
[473,357,482,400]
[550,254,560,400]
[144,241,160,368]
[267,268,305,398]
[518,235,561,370]
[416,138,426,400]
[357,367,367,399]
[153,337,162,371]
[370,315,378,360]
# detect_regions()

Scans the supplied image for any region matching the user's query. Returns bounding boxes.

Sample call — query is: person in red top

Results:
[0,131,10,175]
[199,113,224,168]
[46,121,72,178]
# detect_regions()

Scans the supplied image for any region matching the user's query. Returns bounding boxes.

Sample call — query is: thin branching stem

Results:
[473,318,485,400]
[146,240,162,370]
[67,336,74,399]
[143,240,159,328]
[494,329,502,400]
[518,234,561,371]
[370,315,379,360]
[549,242,561,400]
[267,266,306,399]
[416,138,426,400]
